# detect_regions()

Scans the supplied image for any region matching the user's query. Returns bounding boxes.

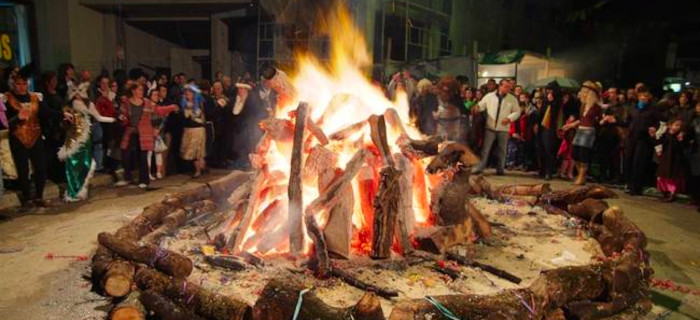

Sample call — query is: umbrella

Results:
[527,76,581,92]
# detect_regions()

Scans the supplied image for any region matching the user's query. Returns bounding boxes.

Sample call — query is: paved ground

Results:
[0,170,698,319]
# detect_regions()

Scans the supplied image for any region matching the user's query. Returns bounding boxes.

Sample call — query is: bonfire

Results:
[91,3,653,320]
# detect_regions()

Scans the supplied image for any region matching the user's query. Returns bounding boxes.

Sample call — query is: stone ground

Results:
[0,170,698,319]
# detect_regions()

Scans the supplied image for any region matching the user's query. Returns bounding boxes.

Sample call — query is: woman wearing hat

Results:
[562,81,603,185]
[59,82,116,202]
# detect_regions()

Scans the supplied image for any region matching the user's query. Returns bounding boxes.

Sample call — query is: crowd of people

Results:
[0,64,276,211]
[1,63,699,214]
[402,73,700,212]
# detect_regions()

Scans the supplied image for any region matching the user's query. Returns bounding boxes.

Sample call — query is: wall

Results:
[34,0,71,72]
[123,23,179,73]
[66,0,105,73]
[170,48,208,78]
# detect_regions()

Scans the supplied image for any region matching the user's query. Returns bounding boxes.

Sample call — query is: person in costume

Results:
[59,82,116,202]
[2,66,69,211]
[180,84,208,177]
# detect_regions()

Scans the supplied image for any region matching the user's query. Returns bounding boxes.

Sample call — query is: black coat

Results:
[410,93,438,136]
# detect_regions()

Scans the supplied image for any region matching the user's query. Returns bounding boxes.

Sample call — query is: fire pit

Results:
[91,5,652,320]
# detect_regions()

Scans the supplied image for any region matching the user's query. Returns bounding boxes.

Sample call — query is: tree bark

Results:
[140,290,205,320]
[134,268,251,320]
[395,153,415,255]
[568,198,609,223]
[98,232,193,278]
[252,278,385,320]
[414,219,474,254]
[102,260,136,298]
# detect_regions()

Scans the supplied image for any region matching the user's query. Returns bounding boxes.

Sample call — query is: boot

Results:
[574,162,587,185]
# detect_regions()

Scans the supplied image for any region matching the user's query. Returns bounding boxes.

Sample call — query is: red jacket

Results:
[120,99,176,151]
[509,114,531,141]
[95,96,117,118]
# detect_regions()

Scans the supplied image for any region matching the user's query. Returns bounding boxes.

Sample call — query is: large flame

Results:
[228,2,434,257]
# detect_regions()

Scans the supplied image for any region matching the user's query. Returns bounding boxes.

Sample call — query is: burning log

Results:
[368,114,395,166]
[425,142,480,174]
[289,102,309,256]
[446,251,522,284]
[319,168,354,259]
[259,118,294,141]
[567,198,609,223]
[227,171,266,252]
[204,255,248,271]
[466,200,493,239]
[134,268,251,320]
[409,135,444,156]
[383,108,407,136]
[371,165,401,259]
[431,169,472,226]
[303,145,339,179]
[330,268,399,299]
[110,291,145,320]
[256,223,289,255]
[328,120,367,141]
[414,219,474,254]
[395,153,415,255]
[140,290,205,320]
[306,149,367,215]
[252,278,385,320]
[206,171,251,203]
[389,289,545,320]
[305,213,331,277]
[227,180,252,208]
[307,117,329,145]
[358,164,378,237]
[98,232,193,278]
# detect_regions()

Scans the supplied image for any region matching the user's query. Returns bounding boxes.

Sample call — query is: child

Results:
[506,100,528,170]
[655,118,687,202]
[557,115,577,180]
[148,90,168,180]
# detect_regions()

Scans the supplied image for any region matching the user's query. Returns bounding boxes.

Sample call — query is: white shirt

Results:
[476,91,521,132]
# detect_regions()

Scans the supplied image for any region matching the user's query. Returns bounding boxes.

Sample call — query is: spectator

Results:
[410,78,438,136]
[524,92,541,171]
[537,85,563,180]
[688,101,700,212]
[57,63,75,100]
[597,87,624,183]
[2,69,67,211]
[40,71,67,184]
[211,80,232,167]
[147,89,168,180]
[568,81,603,185]
[95,76,118,175]
[506,94,529,169]
[119,83,177,189]
[625,91,661,195]
[180,85,207,178]
[434,76,465,142]
[655,118,687,202]
[471,79,520,175]
[222,75,236,99]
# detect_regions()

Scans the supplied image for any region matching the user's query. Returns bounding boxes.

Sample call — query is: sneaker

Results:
[138,183,148,189]
[156,172,164,179]
[149,174,157,181]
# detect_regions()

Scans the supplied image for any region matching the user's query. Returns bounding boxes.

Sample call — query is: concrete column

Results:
[210,17,231,78]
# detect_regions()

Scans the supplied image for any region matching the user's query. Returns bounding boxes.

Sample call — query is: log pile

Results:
[90,104,649,319]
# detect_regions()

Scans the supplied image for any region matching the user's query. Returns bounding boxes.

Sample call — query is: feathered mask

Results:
[68,81,91,100]
[180,84,203,113]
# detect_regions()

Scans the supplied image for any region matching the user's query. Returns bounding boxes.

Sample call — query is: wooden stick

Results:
[446,252,522,284]
[307,117,329,145]
[328,120,367,141]
[395,153,415,255]
[429,265,461,280]
[371,165,401,259]
[289,102,308,256]
[305,148,367,215]
[305,213,330,278]
[98,232,193,278]
[204,255,248,271]
[330,268,399,299]
[227,170,265,253]
[368,114,395,167]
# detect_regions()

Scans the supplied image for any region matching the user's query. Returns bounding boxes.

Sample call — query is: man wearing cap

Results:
[471,79,520,175]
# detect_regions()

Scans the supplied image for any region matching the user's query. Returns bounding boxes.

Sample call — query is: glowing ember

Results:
[221,3,435,257]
